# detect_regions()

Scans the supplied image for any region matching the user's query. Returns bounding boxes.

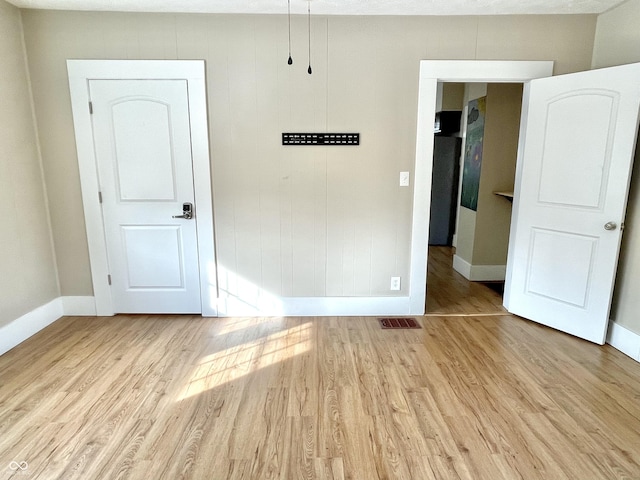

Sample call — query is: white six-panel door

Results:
[90,79,201,313]
[505,62,640,344]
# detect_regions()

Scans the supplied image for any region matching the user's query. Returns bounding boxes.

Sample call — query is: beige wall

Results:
[20,11,596,299]
[455,82,486,264]
[0,0,59,327]
[441,83,465,111]
[455,208,476,263]
[592,0,640,69]
[473,83,522,265]
[455,83,521,269]
[592,0,640,336]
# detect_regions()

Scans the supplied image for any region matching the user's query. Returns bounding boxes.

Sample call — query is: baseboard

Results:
[4,298,637,364]
[606,321,640,362]
[0,298,63,356]
[452,255,472,278]
[62,296,96,316]
[0,296,98,357]
[470,264,506,282]
[217,294,413,317]
[452,255,506,281]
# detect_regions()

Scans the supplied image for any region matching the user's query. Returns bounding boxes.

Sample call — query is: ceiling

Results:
[5,0,629,16]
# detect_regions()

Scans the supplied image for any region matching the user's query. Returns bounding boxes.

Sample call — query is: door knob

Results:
[173,202,193,220]
[604,221,617,231]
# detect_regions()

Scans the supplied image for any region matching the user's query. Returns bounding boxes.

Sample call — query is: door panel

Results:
[112,100,177,201]
[505,63,640,344]
[526,228,596,307]
[90,79,201,314]
[121,226,185,289]
[538,91,617,208]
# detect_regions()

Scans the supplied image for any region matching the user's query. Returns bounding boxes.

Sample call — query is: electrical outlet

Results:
[399,171,410,187]
[390,276,401,291]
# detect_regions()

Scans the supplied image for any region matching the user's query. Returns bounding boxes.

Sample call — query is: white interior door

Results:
[505,62,640,344]
[90,79,201,313]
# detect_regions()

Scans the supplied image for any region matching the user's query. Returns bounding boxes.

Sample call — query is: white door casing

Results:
[68,60,217,316]
[90,79,200,314]
[410,61,555,314]
[504,63,640,344]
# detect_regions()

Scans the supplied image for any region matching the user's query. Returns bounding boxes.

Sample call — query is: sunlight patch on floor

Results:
[176,321,312,401]
[214,317,262,335]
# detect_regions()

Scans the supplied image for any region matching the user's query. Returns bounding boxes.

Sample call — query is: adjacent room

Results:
[2,0,640,478]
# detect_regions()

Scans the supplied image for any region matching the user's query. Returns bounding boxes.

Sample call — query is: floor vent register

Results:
[378,317,421,329]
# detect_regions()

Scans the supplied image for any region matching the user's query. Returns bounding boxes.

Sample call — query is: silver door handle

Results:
[173,202,193,219]
[604,221,617,231]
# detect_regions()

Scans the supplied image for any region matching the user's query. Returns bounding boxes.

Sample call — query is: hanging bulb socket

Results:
[287,0,293,66]
[307,0,312,75]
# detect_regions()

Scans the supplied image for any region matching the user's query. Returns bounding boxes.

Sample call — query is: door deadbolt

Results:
[173,202,193,220]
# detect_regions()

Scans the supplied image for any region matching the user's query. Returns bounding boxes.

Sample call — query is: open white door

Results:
[505,63,640,344]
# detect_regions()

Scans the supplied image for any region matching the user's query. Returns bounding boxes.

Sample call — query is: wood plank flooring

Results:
[1,249,640,479]
[426,246,507,315]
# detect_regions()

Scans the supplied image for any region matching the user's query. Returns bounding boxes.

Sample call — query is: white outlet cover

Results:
[400,171,410,187]
[390,276,401,290]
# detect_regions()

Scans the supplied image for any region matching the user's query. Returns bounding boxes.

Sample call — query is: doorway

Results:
[407,61,553,315]
[426,246,506,315]
[426,82,524,315]
[415,60,640,345]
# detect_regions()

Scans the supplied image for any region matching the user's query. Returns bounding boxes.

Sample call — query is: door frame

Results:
[67,60,217,316]
[409,60,554,313]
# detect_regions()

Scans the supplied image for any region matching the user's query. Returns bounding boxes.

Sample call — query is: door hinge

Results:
[107,274,112,285]
[98,191,103,203]
[89,101,93,114]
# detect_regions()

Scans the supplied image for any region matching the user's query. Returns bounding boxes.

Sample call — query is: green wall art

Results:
[460,96,486,211]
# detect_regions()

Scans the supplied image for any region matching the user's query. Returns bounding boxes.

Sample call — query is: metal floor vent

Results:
[378,317,421,329]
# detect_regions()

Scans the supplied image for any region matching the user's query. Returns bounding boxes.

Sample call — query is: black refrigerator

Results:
[429,136,462,246]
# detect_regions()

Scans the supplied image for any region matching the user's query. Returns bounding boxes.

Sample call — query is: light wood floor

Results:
[1,261,640,478]
[426,246,506,315]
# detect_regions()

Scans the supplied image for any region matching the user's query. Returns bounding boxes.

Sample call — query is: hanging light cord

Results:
[307,0,312,74]
[287,0,293,65]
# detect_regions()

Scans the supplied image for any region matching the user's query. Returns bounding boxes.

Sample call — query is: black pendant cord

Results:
[307,0,312,74]
[287,0,293,65]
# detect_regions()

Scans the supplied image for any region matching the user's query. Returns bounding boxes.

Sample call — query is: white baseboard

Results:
[606,321,640,362]
[452,255,472,278]
[0,296,97,357]
[62,296,96,316]
[0,298,63,356]
[4,297,637,366]
[452,255,506,281]
[216,294,413,317]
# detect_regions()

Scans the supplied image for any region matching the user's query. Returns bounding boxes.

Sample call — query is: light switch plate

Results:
[400,171,410,187]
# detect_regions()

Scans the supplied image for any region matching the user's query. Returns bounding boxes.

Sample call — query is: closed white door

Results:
[89,79,201,313]
[504,63,640,344]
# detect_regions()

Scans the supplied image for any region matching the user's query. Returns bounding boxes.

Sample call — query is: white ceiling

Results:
[5,0,629,16]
